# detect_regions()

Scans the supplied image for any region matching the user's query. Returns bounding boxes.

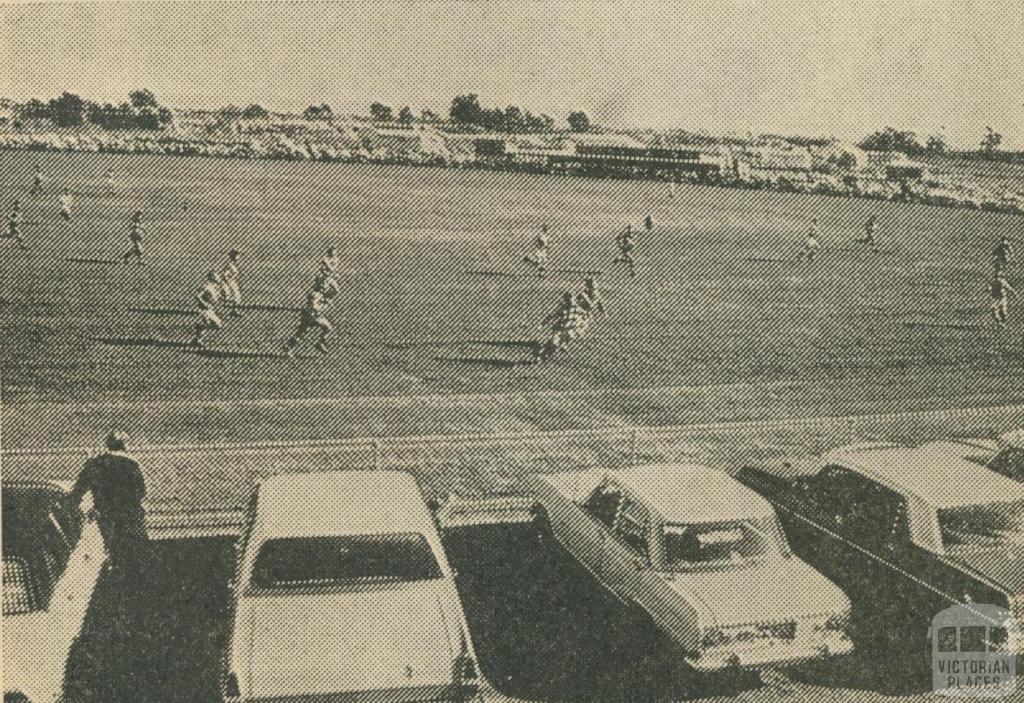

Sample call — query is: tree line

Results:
[858,126,1015,161]
[21,90,174,130]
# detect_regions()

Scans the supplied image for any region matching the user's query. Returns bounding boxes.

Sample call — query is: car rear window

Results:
[3,558,38,615]
[663,517,786,571]
[939,501,1024,551]
[251,533,442,590]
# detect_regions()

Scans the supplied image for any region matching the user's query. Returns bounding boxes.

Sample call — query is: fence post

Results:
[372,440,382,470]
[629,428,639,466]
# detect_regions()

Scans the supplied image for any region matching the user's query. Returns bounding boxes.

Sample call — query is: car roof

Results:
[610,464,776,523]
[255,471,436,539]
[822,443,1024,509]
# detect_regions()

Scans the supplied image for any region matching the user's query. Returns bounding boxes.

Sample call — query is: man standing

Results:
[58,187,74,222]
[990,273,1018,328]
[859,215,879,253]
[70,431,149,572]
[4,199,27,250]
[798,217,820,262]
[190,271,225,348]
[123,210,147,265]
[614,224,637,276]
[522,224,550,277]
[993,235,1013,275]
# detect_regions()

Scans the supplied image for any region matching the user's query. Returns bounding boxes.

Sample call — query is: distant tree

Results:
[369,102,393,122]
[567,111,591,133]
[858,127,924,156]
[982,127,1003,156]
[129,89,159,110]
[48,92,87,127]
[450,94,483,125]
[241,104,269,119]
[397,106,415,125]
[926,133,949,154]
[303,104,333,120]
[421,108,439,122]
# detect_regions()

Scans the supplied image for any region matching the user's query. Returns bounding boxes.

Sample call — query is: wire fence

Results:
[4,403,1023,524]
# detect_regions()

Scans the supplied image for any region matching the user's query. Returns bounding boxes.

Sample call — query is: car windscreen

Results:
[663,517,786,571]
[939,501,1024,551]
[251,533,443,590]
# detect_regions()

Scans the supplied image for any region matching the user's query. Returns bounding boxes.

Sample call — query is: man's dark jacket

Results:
[71,451,148,547]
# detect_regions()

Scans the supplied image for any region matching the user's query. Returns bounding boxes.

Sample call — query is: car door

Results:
[601,492,653,604]
[553,479,621,580]
[48,496,105,669]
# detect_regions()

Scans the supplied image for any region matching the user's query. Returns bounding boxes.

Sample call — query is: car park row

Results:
[5,431,1024,702]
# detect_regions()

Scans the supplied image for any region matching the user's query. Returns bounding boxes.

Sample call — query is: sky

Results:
[1,1,1022,149]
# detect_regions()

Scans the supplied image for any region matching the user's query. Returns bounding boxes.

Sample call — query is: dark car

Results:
[736,442,1024,654]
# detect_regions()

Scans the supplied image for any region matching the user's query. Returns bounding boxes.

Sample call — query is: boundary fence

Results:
[4,403,1022,537]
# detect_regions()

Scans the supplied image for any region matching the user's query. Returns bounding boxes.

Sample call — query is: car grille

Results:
[759,621,797,641]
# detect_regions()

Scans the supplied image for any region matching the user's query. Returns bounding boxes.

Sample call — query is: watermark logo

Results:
[932,603,1019,698]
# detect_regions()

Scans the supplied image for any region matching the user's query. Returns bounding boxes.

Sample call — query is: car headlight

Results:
[701,628,729,649]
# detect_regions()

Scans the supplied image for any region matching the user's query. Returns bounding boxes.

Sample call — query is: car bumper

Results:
[689,632,853,671]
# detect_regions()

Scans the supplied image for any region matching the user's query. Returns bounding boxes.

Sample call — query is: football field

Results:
[2,149,1024,447]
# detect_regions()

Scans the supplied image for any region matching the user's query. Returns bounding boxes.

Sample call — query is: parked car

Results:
[529,463,853,671]
[3,480,106,703]
[223,470,486,703]
[737,442,1024,651]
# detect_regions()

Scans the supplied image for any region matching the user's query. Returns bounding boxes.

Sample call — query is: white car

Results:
[530,463,853,671]
[3,481,106,703]
[223,470,486,703]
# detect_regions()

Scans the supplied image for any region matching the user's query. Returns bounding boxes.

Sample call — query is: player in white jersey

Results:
[522,224,550,277]
[285,280,334,356]
[536,291,588,362]
[58,188,74,222]
[105,169,116,195]
[798,217,820,262]
[220,249,242,317]
[123,210,147,265]
[190,272,224,348]
[4,200,27,250]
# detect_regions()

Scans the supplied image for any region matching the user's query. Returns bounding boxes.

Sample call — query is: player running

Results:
[189,272,224,348]
[990,273,1019,328]
[122,210,146,265]
[522,224,550,277]
[30,165,44,195]
[536,290,587,362]
[105,169,116,195]
[798,218,820,262]
[858,215,879,253]
[4,200,27,250]
[319,246,340,277]
[644,214,654,233]
[220,249,242,317]
[613,224,637,276]
[58,188,74,222]
[285,281,334,357]
[993,235,1013,275]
